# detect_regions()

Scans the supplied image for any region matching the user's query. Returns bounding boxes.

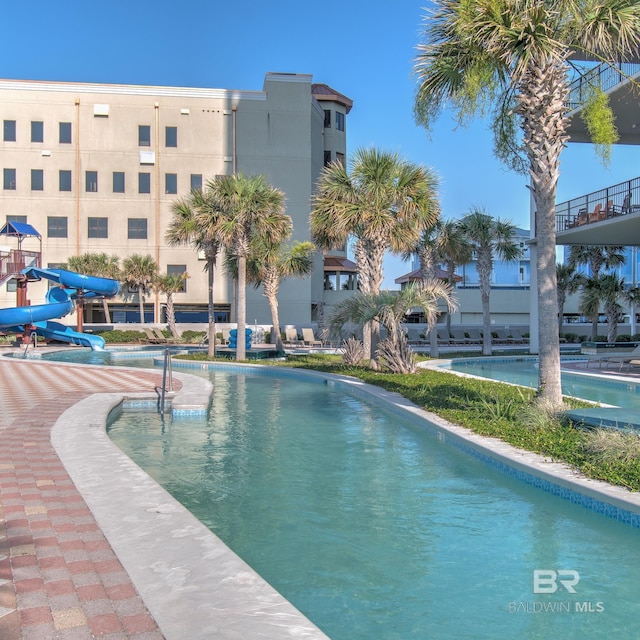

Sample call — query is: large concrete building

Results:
[0,73,353,326]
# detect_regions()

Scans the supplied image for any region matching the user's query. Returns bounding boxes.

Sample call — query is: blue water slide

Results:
[0,268,119,350]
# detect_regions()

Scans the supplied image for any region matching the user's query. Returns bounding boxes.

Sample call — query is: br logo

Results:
[533,569,580,594]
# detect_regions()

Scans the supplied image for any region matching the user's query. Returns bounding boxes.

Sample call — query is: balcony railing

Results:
[555,176,640,233]
[567,62,640,111]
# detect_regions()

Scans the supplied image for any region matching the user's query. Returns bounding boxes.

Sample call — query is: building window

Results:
[59,122,72,144]
[47,216,68,238]
[59,170,72,192]
[31,169,44,191]
[336,152,345,166]
[190,174,202,191]
[31,121,44,143]
[165,126,177,147]
[85,171,98,192]
[138,124,151,147]
[324,110,331,128]
[127,218,148,239]
[167,264,187,292]
[3,168,16,190]
[3,120,16,141]
[88,217,108,238]
[335,112,345,131]
[7,215,27,224]
[113,171,125,193]
[165,173,177,194]
[324,151,332,166]
[138,172,151,194]
[138,125,151,147]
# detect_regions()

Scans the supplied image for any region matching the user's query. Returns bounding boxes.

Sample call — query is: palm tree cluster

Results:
[413,0,640,407]
[168,173,314,359]
[67,251,188,336]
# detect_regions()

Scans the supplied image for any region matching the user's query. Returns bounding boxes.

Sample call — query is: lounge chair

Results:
[437,330,451,345]
[595,344,640,371]
[301,327,322,347]
[449,328,469,345]
[466,328,483,344]
[493,329,512,344]
[143,328,167,344]
[508,328,528,344]
[406,328,427,345]
[283,327,303,347]
[152,328,169,343]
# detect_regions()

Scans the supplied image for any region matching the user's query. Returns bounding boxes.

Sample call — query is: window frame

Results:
[87,217,108,239]
[190,174,202,191]
[127,217,148,240]
[59,122,72,144]
[3,120,16,142]
[138,172,151,194]
[31,169,44,191]
[113,171,125,193]
[3,168,16,190]
[138,125,151,147]
[165,173,177,194]
[335,111,345,131]
[165,126,177,148]
[31,121,44,143]
[47,216,68,238]
[59,169,72,192]
[85,170,98,193]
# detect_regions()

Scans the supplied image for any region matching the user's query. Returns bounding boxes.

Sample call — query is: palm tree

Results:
[580,274,628,343]
[121,254,158,323]
[414,0,640,408]
[227,239,315,351]
[204,174,289,361]
[458,209,522,356]
[311,147,440,367]
[328,281,456,374]
[167,193,222,357]
[406,220,449,357]
[66,253,120,323]
[155,271,189,339]
[556,263,584,337]
[568,245,626,339]
[435,219,473,334]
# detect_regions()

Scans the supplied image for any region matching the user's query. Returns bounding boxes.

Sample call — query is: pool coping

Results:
[50,358,640,640]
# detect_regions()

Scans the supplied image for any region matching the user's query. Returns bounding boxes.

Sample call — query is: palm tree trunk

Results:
[478,251,492,356]
[236,256,247,361]
[102,299,111,324]
[207,258,216,358]
[520,58,566,409]
[267,294,283,351]
[166,295,179,338]
[138,291,145,323]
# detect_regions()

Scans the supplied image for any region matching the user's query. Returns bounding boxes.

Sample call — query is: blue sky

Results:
[1,0,637,287]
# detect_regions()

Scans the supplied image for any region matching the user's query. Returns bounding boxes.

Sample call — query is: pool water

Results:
[442,357,640,409]
[107,368,640,639]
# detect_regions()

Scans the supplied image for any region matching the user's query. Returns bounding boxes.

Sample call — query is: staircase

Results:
[0,249,41,287]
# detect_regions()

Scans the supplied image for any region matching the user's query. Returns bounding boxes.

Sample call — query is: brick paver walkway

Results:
[0,354,178,639]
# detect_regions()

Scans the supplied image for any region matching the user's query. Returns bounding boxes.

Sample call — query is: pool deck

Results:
[0,347,328,640]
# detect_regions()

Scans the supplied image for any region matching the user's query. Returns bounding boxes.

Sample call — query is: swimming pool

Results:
[108,366,640,639]
[439,357,640,409]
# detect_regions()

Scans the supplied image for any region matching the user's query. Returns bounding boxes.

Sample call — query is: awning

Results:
[395,267,462,284]
[0,221,41,239]
[324,256,357,272]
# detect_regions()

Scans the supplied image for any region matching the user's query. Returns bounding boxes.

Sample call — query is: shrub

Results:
[616,334,632,342]
[181,330,206,343]
[94,329,146,343]
[341,337,365,366]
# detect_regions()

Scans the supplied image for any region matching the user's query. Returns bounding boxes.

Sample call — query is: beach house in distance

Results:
[0,73,354,328]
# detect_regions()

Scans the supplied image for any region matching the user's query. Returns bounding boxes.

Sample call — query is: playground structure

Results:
[0,222,120,350]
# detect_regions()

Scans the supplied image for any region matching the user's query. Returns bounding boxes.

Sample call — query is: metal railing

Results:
[0,249,41,286]
[555,176,640,233]
[567,62,640,111]
[158,348,173,414]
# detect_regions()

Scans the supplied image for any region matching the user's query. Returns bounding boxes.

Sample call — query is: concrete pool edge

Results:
[51,374,329,640]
